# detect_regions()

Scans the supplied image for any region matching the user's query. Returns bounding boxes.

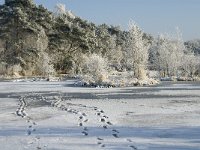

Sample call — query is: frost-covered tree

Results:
[125,20,150,80]
[152,28,185,77]
[182,53,200,77]
[151,34,169,76]
[173,28,186,74]
[38,52,55,77]
[185,40,200,55]
[104,35,123,70]
[95,24,112,55]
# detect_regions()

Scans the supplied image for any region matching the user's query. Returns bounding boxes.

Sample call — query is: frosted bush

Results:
[81,54,109,84]
[79,53,160,87]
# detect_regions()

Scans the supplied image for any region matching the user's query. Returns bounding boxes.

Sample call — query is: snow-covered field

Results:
[0,80,200,150]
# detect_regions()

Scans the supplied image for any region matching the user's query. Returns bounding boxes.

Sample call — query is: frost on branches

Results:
[125,20,150,80]
[152,33,184,77]
[152,28,199,79]
[37,52,55,77]
[80,54,110,86]
[54,3,76,19]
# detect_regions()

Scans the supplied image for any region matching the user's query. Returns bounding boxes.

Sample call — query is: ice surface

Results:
[0,80,200,150]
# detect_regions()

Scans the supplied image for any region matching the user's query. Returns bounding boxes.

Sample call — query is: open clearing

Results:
[0,80,200,150]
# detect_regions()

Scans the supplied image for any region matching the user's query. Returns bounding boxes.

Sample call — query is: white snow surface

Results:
[0,80,200,150]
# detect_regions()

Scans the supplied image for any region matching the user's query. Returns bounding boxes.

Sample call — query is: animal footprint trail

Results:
[16,92,132,149]
[47,93,92,137]
[14,94,43,150]
[96,136,106,148]
[112,129,120,138]
[16,97,27,118]
[77,112,90,136]
[17,95,38,131]
[93,106,122,148]
[27,122,37,136]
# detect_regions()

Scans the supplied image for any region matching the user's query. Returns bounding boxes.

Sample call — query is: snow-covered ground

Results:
[0,80,200,150]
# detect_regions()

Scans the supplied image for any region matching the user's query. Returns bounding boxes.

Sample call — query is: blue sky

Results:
[0,0,200,40]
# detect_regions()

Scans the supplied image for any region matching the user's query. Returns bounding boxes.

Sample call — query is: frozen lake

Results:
[0,80,200,150]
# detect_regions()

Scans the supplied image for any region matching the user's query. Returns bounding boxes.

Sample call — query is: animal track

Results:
[97,137,104,141]
[16,97,27,118]
[129,145,138,150]
[106,121,113,125]
[126,139,138,150]
[15,92,135,149]
[15,94,40,149]
[82,131,88,136]
[112,129,119,133]
[112,133,119,138]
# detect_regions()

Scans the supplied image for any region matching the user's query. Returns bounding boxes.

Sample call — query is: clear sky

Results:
[0,0,200,40]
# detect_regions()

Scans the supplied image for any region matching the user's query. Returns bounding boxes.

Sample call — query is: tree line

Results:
[0,1,199,83]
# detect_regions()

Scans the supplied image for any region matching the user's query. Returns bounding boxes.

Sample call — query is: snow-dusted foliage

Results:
[37,52,55,77]
[104,35,123,69]
[185,40,200,55]
[1,0,198,84]
[182,53,200,77]
[67,10,76,19]
[55,3,66,15]
[81,54,109,84]
[151,28,200,79]
[124,20,150,80]
[152,28,185,77]
[54,3,76,19]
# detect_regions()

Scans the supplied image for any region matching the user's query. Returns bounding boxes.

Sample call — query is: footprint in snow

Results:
[83,127,88,131]
[97,142,102,145]
[112,133,119,138]
[129,145,138,150]
[78,122,83,127]
[97,137,104,141]
[100,118,106,122]
[112,129,120,133]
[79,116,84,120]
[126,139,133,142]
[106,121,113,125]
[27,130,32,136]
[82,131,88,136]
[101,144,106,147]
[103,125,108,129]
[96,112,101,116]
[84,119,88,122]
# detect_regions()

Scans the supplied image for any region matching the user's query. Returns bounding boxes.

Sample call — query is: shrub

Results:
[81,54,109,84]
